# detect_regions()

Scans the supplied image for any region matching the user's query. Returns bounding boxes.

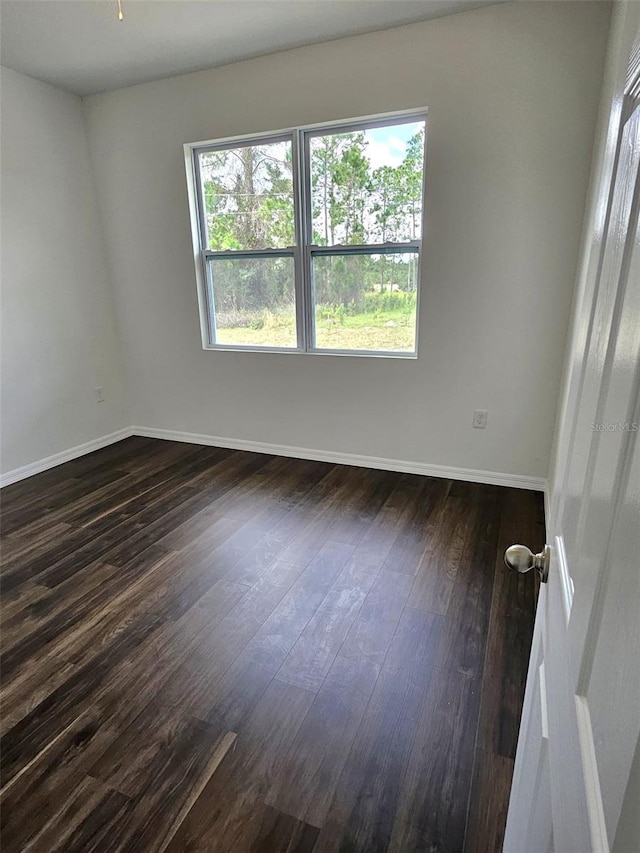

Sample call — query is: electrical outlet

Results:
[95,386,105,404]
[473,409,488,429]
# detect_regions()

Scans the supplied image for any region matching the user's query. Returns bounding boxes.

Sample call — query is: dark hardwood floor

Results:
[0,437,544,852]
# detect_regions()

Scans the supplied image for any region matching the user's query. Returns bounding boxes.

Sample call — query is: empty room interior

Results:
[1,1,639,851]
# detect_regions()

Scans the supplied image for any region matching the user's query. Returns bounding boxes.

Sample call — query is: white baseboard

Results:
[132,425,546,492]
[0,427,134,488]
[0,424,547,492]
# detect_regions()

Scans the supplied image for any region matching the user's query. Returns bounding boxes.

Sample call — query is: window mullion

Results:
[297,129,314,352]
[308,242,421,256]
[202,248,295,259]
[292,129,308,352]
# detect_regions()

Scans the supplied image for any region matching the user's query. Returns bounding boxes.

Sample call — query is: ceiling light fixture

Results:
[117,0,124,21]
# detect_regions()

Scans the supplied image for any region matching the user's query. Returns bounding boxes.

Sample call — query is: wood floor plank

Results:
[388,666,481,852]
[0,579,50,628]
[218,465,354,587]
[407,492,470,615]
[1,549,214,783]
[1,560,135,680]
[154,558,308,718]
[275,467,373,568]
[0,521,73,570]
[463,747,515,853]
[166,679,316,852]
[61,443,232,530]
[264,563,420,829]
[247,805,320,852]
[0,567,246,732]
[230,539,357,670]
[11,446,253,591]
[107,728,236,853]
[0,707,126,850]
[86,577,250,726]
[201,539,356,728]
[0,648,127,787]
[434,484,502,678]
[381,476,448,575]
[211,457,331,523]
[0,436,153,512]
[5,574,247,771]
[1,561,120,651]
[0,467,131,538]
[275,555,381,693]
[313,606,444,853]
[88,700,236,823]
[265,652,381,828]
[0,547,178,711]
[337,569,415,668]
[21,775,132,853]
[324,467,399,547]
[0,438,539,852]
[1,660,80,734]
[3,483,193,591]
[59,435,161,478]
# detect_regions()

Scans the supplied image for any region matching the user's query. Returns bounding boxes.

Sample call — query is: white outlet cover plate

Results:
[473,409,488,428]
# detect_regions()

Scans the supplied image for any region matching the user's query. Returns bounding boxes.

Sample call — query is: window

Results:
[187,110,426,356]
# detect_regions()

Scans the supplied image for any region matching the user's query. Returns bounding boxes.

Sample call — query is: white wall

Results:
[1,68,128,476]
[82,1,607,483]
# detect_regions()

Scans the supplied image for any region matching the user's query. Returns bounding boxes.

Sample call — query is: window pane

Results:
[309,120,425,246]
[199,139,294,250]
[312,251,418,352]
[207,255,297,348]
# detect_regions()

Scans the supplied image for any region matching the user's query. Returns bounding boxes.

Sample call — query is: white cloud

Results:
[365,135,406,170]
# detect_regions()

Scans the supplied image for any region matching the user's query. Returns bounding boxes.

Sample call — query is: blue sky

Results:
[365,121,423,169]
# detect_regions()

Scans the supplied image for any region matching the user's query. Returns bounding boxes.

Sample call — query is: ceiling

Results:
[0,0,499,97]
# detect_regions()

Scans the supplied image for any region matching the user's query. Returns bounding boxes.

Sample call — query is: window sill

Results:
[202,344,418,359]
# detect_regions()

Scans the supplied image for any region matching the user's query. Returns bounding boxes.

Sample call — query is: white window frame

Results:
[184,108,428,358]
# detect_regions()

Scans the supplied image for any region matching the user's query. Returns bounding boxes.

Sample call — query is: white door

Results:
[504,4,640,852]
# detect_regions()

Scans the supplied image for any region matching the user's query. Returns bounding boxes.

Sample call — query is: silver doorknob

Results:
[504,544,550,583]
